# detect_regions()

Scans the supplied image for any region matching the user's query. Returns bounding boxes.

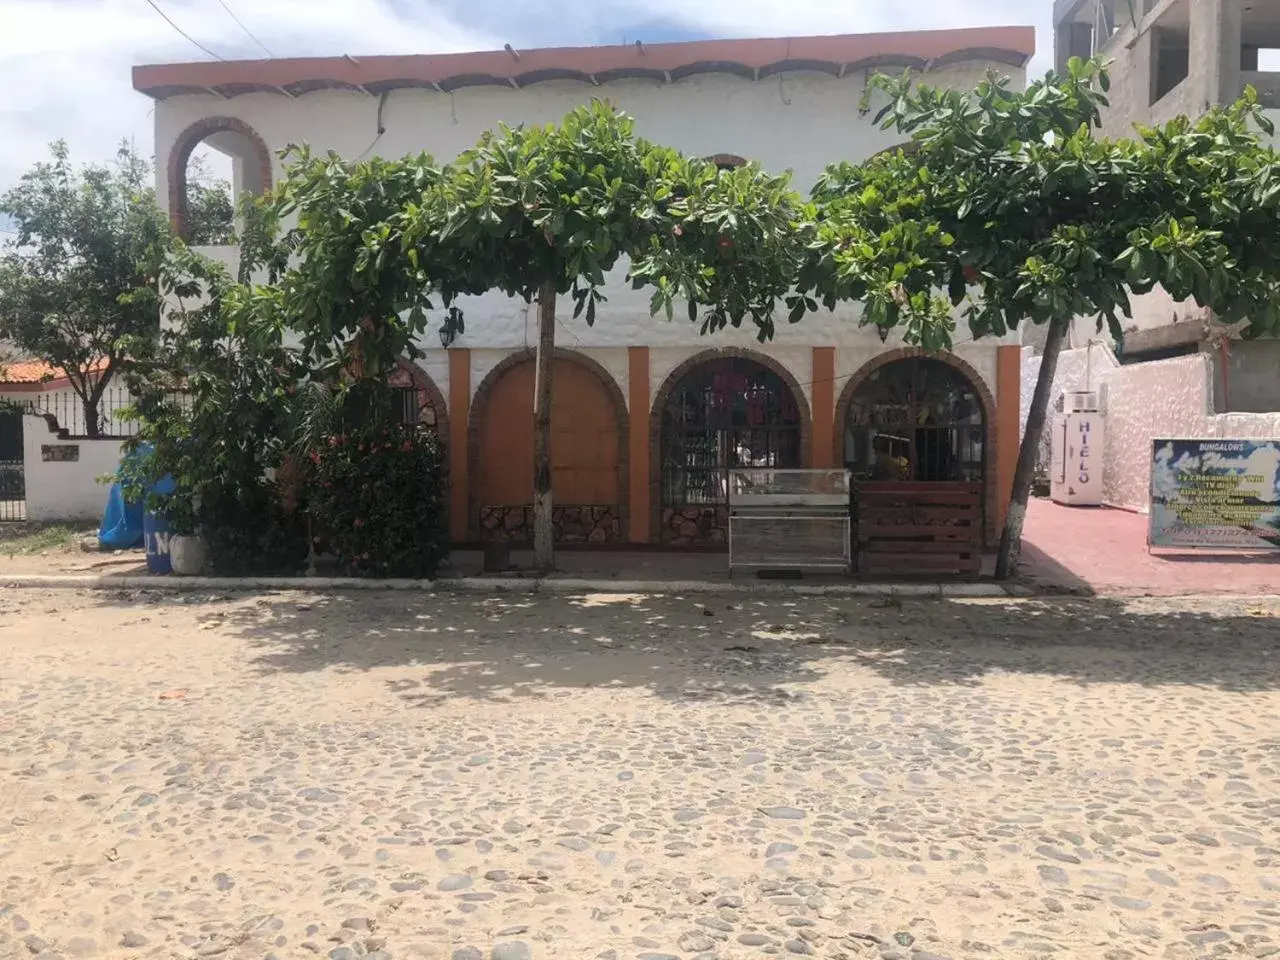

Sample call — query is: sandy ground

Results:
[1,588,1279,960]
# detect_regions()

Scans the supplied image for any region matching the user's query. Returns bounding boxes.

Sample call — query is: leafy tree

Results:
[800,59,1280,579]
[184,152,237,246]
[119,240,310,573]
[420,103,670,569]
[420,102,810,569]
[252,102,810,572]
[0,141,169,438]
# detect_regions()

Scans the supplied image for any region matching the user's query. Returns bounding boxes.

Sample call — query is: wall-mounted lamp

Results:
[877,325,890,344]
[439,325,457,349]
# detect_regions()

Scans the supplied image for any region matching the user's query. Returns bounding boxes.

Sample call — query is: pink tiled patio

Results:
[1018,498,1280,597]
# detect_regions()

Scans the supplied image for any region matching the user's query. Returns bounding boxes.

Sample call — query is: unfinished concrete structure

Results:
[1049,0,1280,413]
[1054,0,1279,132]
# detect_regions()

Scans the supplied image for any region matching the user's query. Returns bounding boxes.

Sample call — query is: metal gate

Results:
[0,409,25,521]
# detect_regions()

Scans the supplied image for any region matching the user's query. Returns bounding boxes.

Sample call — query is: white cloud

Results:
[0,0,498,190]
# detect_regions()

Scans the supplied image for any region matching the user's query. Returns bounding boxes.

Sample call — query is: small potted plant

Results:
[162,490,206,576]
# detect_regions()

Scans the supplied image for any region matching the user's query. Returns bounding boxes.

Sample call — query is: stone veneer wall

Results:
[1102,354,1280,512]
[659,505,730,545]
[478,505,624,543]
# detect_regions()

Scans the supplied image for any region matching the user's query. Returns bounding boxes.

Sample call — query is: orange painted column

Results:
[448,349,471,544]
[628,346,651,543]
[810,347,836,469]
[995,345,1022,532]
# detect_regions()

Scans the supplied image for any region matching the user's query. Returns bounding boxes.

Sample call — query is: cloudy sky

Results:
[0,0,1050,199]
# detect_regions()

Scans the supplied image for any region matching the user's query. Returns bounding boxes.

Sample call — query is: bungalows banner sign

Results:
[1149,439,1280,550]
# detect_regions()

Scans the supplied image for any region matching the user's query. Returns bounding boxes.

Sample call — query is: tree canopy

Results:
[0,141,170,437]
[242,100,810,569]
[183,152,237,246]
[796,57,1280,576]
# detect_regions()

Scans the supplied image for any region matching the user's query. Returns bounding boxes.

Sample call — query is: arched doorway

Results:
[470,350,627,543]
[838,352,992,574]
[842,356,986,483]
[653,352,809,544]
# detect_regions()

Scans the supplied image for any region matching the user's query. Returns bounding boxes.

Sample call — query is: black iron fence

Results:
[0,461,24,521]
[22,387,140,438]
[21,385,429,439]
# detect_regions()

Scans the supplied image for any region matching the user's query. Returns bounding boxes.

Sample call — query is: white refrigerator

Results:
[1050,411,1105,506]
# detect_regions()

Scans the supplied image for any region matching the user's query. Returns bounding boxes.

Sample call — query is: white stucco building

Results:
[133,28,1033,558]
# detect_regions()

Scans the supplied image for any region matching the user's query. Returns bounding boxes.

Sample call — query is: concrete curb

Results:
[0,573,1019,598]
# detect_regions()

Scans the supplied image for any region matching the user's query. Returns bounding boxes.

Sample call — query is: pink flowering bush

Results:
[309,424,448,578]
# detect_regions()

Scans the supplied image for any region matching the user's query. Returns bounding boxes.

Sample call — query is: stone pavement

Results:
[2,587,1279,960]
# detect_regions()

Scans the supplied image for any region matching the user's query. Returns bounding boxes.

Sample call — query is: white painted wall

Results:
[1098,355,1280,512]
[1019,346,1280,512]
[22,416,123,522]
[155,64,1019,207]
[157,63,1028,418]
[1019,343,1122,443]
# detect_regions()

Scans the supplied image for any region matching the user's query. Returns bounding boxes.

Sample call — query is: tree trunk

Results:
[81,366,114,440]
[994,315,1069,581]
[82,398,102,440]
[532,281,557,572]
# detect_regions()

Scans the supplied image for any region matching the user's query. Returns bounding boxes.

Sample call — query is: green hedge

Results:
[308,425,448,578]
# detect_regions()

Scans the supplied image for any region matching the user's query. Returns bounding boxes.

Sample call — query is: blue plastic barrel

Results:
[142,473,177,575]
[143,509,172,575]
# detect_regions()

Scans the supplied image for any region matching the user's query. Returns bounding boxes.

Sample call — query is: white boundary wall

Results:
[22,416,122,522]
[1100,355,1280,512]
[1019,349,1280,513]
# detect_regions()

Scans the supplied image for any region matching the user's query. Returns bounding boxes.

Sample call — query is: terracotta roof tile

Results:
[133,27,1035,100]
[0,359,107,385]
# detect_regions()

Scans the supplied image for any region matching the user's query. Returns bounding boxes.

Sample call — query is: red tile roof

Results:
[132,27,1035,100]
[0,359,106,386]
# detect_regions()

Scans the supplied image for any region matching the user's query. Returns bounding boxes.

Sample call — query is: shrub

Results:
[199,481,309,576]
[309,424,448,578]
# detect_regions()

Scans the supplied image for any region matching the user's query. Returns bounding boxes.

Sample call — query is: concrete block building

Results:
[1052,0,1280,413]
[132,28,1033,551]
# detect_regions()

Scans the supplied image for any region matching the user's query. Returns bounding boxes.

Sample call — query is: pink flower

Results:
[354,518,365,528]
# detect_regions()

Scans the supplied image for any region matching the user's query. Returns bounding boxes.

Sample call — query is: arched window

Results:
[388,361,444,434]
[660,357,802,508]
[843,357,985,483]
[168,118,272,243]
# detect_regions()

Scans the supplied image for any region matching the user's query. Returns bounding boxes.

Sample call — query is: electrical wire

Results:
[142,0,227,60]
[213,0,275,57]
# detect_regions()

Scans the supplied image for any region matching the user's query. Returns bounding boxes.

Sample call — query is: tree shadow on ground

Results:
[88,588,1280,705]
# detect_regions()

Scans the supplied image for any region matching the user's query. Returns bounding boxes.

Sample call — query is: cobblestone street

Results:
[2,588,1279,960]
